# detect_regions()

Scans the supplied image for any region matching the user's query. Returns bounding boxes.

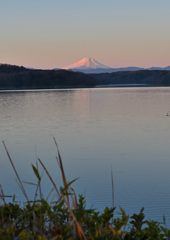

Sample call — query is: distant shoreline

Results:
[95,83,150,88]
[1,64,170,90]
[1,84,169,93]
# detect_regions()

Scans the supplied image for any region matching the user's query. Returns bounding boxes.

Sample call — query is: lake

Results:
[0,87,170,226]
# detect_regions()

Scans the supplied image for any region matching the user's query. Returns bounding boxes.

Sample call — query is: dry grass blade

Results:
[70,187,78,210]
[36,160,42,199]
[38,160,87,240]
[39,140,87,240]
[109,224,116,235]
[69,209,87,240]
[0,184,7,206]
[53,137,70,207]
[38,158,61,199]
[111,167,114,208]
[2,141,29,203]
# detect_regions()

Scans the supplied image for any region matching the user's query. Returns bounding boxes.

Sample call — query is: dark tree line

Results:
[1,64,170,90]
[0,65,95,90]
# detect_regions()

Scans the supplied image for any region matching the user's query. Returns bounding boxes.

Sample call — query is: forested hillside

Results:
[1,64,170,90]
[0,64,95,89]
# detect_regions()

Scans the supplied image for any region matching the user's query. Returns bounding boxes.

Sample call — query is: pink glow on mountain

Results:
[62,57,109,69]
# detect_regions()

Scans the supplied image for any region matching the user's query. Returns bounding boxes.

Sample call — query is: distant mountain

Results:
[53,57,170,73]
[67,67,144,74]
[54,58,144,73]
[113,66,144,72]
[164,66,170,70]
[53,57,113,73]
[62,57,109,70]
[148,66,170,71]
[148,67,163,70]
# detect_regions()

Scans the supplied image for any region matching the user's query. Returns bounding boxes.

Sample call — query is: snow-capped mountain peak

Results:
[62,57,109,70]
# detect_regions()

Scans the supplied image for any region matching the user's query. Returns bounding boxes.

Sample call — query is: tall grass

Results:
[0,139,170,239]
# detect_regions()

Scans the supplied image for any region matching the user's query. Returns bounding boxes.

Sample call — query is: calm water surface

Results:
[0,87,170,225]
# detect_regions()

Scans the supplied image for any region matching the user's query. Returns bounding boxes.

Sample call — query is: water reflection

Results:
[73,90,90,120]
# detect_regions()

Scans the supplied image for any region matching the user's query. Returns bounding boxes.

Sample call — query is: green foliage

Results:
[1,198,170,239]
[32,164,41,182]
[1,141,170,239]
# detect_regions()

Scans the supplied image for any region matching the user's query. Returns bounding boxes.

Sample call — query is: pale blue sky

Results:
[1,0,170,68]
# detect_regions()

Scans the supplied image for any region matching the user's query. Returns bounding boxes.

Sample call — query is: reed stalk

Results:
[2,141,29,203]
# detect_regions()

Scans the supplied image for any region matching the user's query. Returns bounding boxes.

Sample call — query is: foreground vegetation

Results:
[1,140,170,239]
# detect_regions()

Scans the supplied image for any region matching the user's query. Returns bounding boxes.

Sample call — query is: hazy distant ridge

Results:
[54,57,170,73]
